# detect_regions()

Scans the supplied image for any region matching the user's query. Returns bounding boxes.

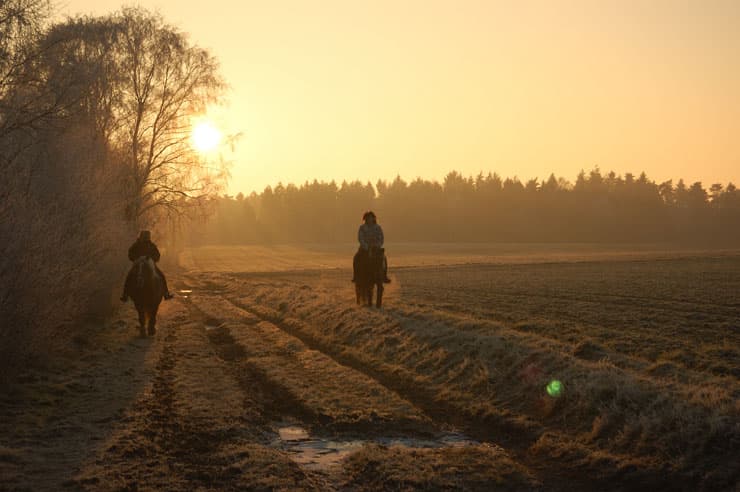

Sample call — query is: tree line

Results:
[188,169,740,245]
[1,1,226,373]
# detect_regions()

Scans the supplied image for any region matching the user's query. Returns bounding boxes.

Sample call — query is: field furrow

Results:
[181,278,542,490]
[205,259,739,491]
[186,291,433,435]
[5,247,738,491]
[71,300,328,491]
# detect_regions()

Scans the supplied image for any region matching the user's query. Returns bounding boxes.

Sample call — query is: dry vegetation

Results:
[342,444,538,491]
[0,3,227,378]
[179,242,739,272]
[2,244,737,490]
[190,293,430,434]
[182,244,739,490]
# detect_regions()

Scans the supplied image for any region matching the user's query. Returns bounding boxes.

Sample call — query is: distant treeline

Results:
[188,169,740,245]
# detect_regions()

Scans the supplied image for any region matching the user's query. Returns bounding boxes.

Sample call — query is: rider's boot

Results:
[159,271,174,300]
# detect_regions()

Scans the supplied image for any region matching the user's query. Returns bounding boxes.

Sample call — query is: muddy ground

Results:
[1,248,738,491]
[0,281,536,491]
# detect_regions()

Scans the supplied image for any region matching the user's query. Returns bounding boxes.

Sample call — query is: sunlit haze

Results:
[4,2,740,487]
[60,1,740,194]
[192,121,222,154]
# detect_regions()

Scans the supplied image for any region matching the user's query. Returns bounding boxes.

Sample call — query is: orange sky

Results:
[61,1,740,194]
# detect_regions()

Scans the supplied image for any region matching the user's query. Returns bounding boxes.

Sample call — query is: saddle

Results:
[132,255,155,272]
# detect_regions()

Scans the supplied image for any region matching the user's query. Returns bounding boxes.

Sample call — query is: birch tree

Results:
[42,7,228,223]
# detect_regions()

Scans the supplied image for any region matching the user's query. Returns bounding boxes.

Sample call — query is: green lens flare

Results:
[546,380,563,397]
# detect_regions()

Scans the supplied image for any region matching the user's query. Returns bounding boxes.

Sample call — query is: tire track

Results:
[181,285,541,488]
[183,290,439,439]
[217,284,682,492]
[223,293,540,445]
[73,299,327,491]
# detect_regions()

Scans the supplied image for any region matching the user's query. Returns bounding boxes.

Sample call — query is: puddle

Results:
[279,426,310,441]
[203,316,228,332]
[273,423,477,470]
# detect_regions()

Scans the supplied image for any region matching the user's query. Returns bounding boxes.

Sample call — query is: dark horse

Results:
[129,256,165,336]
[355,246,384,308]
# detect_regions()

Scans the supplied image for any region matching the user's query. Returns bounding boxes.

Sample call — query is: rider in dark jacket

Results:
[120,231,173,302]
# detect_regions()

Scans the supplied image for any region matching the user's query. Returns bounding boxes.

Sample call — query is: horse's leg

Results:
[137,307,146,337]
[148,304,158,335]
[376,283,383,308]
[367,285,373,307]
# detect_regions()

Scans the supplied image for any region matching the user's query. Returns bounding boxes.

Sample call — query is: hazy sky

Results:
[59,1,740,194]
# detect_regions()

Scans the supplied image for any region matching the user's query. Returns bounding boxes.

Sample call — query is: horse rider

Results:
[120,230,173,302]
[352,211,391,284]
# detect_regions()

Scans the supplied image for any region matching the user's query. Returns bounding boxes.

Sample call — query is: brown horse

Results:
[128,256,165,336]
[355,246,385,308]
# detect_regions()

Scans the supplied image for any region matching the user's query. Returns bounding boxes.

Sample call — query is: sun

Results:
[191,121,221,153]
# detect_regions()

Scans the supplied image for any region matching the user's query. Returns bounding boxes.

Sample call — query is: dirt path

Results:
[1,296,326,491]
[1,276,538,491]
[0,312,158,491]
[72,299,326,491]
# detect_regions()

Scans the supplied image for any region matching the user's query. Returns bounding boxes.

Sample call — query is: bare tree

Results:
[40,8,228,224]
[1,6,229,369]
[0,0,59,142]
[108,8,227,223]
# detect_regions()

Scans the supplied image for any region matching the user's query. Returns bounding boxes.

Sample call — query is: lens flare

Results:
[546,380,563,398]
